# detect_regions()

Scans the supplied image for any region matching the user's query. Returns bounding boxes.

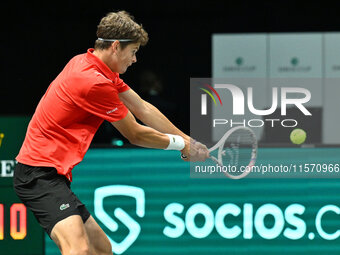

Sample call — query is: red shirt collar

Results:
[85,48,117,81]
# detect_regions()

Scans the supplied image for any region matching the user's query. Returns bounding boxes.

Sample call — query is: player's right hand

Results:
[181,139,209,162]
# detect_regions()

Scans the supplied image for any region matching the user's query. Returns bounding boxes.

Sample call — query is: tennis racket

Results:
[208,126,258,179]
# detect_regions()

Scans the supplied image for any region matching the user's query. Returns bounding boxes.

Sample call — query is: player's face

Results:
[115,43,140,74]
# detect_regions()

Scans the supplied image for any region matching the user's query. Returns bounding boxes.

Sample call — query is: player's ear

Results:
[111,41,120,54]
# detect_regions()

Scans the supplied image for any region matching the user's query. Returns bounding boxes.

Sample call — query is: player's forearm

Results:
[130,124,171,149]
[138,101,190,141]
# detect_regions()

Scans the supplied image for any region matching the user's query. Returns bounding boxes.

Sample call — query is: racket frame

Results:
[208,126,258,179]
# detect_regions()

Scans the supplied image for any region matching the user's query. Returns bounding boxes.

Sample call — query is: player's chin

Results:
[119,67,129,74]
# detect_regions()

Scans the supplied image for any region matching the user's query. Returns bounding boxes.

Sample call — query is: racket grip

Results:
[181,153,188,159]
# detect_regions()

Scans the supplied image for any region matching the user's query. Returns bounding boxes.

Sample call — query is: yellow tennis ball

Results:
[290,128,306,145]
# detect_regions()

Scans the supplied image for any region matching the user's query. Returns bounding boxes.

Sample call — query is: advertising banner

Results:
[0,117,44,255]
[44,149,340,255]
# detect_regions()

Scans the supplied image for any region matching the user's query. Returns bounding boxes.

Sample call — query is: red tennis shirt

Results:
[16,49,130,179]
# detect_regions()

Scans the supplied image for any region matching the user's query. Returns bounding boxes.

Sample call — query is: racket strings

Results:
[223,130,255,171]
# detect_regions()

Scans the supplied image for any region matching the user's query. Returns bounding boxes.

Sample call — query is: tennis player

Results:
[13,11,209,255]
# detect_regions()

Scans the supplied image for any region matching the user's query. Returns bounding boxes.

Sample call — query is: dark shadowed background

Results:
[2,0,339,143]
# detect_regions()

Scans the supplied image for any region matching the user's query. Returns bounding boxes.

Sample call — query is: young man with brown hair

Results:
[13,11,209,255]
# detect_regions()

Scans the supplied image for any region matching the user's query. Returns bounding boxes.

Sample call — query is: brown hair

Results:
[95,11,149,50]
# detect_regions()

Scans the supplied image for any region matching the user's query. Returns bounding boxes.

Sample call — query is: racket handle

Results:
[181,153,188,159]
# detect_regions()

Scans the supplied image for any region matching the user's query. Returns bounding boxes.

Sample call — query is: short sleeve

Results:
[82,83,128,122]
[114,75,130,93]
